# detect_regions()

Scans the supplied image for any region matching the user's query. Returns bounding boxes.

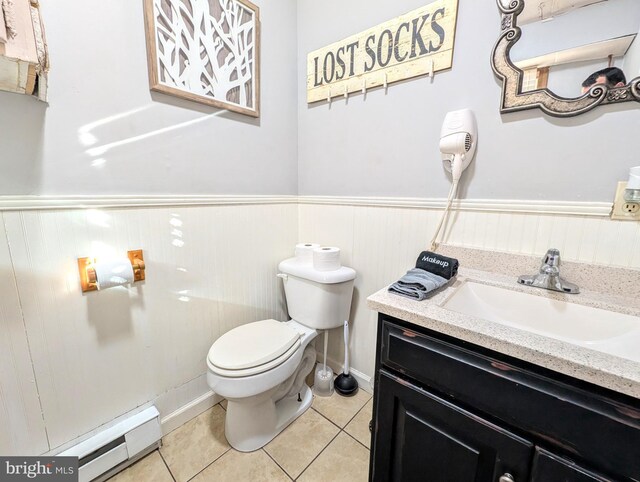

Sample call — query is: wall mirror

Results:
[492,0,640,117]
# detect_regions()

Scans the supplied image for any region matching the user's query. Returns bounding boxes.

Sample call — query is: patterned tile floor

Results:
[109,388,372,482]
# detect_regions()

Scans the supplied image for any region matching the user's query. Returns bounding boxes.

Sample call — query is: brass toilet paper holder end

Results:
[78,249,146,293]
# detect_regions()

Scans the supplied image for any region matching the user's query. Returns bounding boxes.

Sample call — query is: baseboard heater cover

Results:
[59,407,162,482]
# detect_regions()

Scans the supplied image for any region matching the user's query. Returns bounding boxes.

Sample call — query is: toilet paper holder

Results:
[78,250,146,293]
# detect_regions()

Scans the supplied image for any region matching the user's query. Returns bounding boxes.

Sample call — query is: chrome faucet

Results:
[517,249,580,294]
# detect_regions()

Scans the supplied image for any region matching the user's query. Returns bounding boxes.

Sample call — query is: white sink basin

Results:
[443,281,640,362]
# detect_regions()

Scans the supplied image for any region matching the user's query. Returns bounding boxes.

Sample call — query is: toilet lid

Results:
[208,319,301,370]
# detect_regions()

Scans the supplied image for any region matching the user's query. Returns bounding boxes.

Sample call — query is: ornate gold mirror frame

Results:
[491,0,640,118]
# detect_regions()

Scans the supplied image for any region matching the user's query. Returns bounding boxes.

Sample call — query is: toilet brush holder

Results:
[313,364,334,397]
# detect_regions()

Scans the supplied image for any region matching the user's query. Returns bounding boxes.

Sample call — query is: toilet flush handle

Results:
[277,273,288,281]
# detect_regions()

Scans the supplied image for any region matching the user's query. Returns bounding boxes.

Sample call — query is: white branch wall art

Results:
[144,0,260,117]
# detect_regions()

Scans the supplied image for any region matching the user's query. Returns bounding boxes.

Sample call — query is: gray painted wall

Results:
[0,0,298,195]
[1,0,637,200]
[297,0,640,201]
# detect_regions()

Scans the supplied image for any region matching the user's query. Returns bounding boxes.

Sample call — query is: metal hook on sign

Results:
[383,73,388,90]
[428,60,435,79]
[362,79,367,95]
[327,87,332,104]
[344,85,349,100]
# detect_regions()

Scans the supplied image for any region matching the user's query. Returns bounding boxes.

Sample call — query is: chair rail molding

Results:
[0,195,612,217]
[0,195,299,211]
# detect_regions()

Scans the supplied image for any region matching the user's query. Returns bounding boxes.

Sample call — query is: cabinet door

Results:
[371,371,533,482]
[530,448,617,482]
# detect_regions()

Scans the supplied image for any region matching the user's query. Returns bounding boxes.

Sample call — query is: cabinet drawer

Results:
[379,316,640,481]
[531,448,617,482]
[371,371,533,482]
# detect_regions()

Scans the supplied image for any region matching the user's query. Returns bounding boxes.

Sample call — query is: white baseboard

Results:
[159,390,223,436]
[49,379,223,454]
[48,404,159,455]
[159,359,373,437]
[346,367,374,394]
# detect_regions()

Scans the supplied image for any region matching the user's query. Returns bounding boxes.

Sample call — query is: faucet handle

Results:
[542,248,561,268]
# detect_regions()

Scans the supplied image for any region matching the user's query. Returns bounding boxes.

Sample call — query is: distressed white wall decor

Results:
[144,0,260,117]
[306,0,459,103]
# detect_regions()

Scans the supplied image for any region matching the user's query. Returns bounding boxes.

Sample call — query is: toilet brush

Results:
[313,330,334,397]
[335,320,359,396]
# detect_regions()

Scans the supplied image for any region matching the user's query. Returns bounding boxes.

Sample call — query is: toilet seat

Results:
[209,340,301,378]
[208,319,301,378]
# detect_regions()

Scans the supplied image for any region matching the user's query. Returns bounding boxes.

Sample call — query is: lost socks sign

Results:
[306,0,459,103]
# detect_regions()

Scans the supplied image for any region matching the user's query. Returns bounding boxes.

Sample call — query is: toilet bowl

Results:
[207,319,317,452]
[206,256,356,452]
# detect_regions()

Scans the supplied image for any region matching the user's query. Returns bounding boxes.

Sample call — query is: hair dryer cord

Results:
[429,179,460,251]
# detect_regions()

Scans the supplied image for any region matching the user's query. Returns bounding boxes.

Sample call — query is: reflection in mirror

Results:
[510,0,640,99]
[493,0,640,117]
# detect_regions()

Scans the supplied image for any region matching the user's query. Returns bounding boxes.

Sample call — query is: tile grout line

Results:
[311,393,372,432]
[165,402,232,482]
[184,446,232,482]
[294,429,343,481]
[158,449,178,482]
[342,428,371,452]
[343,395,374,430]
[262,448,295,481]
[159,399,371,482]
[263,406,339,481]
[310,406,343,431]
[309,397,373,458]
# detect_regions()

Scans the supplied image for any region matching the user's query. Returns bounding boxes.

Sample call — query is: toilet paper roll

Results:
[313,247,342,272]
[94,258,135,290]
[294,243,320,264]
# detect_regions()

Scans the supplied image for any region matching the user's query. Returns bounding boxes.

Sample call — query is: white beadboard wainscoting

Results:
[0,227,49,455]
[0,195,638,456]
[0,202,297,454]
[298,201,640,384]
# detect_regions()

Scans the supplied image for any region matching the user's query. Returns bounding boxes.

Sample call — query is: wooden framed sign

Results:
[144,0,260,117]
[307,0,459,103]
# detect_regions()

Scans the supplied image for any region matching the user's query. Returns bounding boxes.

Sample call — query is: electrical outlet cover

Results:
[611,182,640,221]
[623,203,640,213]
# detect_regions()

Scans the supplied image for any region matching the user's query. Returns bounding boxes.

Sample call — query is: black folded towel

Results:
[415,251,459,280]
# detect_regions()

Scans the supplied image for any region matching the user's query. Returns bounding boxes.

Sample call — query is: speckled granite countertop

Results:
[367,246,640,399]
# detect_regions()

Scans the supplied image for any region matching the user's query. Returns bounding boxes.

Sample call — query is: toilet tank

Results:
[278,258,356,330]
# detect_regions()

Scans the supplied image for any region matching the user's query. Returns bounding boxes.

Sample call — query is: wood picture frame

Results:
[143,0,260,118]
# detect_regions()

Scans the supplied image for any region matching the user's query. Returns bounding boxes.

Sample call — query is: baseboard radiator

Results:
[59,407,162,482]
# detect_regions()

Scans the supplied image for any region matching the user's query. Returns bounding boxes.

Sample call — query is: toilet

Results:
[206,256,356,452]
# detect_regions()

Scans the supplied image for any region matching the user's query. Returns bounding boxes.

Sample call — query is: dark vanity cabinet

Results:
[369,315,640,482]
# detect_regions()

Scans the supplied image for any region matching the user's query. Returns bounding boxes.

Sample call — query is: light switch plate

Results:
[611,182,640,221]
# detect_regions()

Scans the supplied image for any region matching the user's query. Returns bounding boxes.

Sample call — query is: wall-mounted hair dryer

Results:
[440,109,478,183]
[429,109,478,251]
